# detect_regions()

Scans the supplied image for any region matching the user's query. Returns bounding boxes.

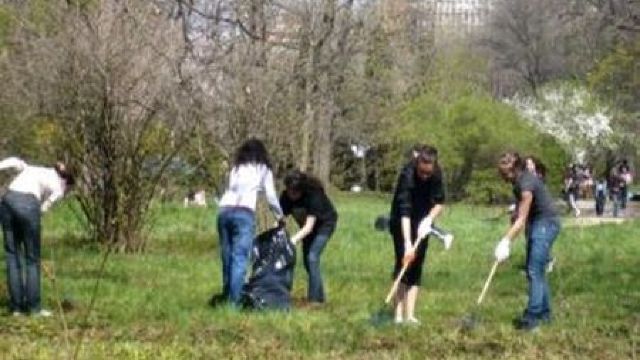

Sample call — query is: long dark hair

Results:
[525,155,547,180]
[54,162,75,187]
[233,138,272,169]
[411,143,442,177]
[284,170,325,194]
[498,152,526,174]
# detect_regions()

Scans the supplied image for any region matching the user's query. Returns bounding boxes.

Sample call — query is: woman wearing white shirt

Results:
[0,157,74,316]
[214,139,284,305]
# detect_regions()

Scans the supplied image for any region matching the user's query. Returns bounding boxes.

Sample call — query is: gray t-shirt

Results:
[514,171,557,222]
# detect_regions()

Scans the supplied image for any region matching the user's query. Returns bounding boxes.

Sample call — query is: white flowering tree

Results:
[505,84,613,162]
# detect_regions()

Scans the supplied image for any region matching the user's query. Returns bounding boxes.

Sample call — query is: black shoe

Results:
[208,293,228,308]
[539,313,553,325]
[514,316,540,332]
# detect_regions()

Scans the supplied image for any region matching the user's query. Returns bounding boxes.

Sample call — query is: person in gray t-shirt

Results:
[513,171,558,223]
[493,152,561,331]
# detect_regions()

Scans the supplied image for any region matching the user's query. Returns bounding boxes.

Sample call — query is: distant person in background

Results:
[214,139,285,306]
[608,167,624,218]
[388,144,446,325]
[280,170,338,304]
[594,178,607,217]
[564,165,580,217]
[0,157,75,317]
[619,160,632,211]
[582,165,594,199]
[184,189,207,207]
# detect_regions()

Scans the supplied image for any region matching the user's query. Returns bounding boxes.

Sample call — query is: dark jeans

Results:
[611,192,620,217]
[0,191,42,313]
[524,218,560,322]
[595,194,606,216]
[620,186,628,210]
[217,207,256,304]
[302,225,335,303]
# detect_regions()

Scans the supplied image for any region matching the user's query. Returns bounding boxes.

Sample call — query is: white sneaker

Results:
[394,317,404,325]
[442,234,454,251]
[575,209,581,217]
[33,309,53,317]
[406,316,421,325]
[12,311,23,317]
[546,257,555,273]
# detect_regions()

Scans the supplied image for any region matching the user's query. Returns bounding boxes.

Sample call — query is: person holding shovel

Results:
[493,152,561,331]
[0,157,75,317]
[388,144,446,325]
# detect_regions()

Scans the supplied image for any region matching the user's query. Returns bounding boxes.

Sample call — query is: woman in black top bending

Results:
[389,145,445,324]
[280,170,338,304]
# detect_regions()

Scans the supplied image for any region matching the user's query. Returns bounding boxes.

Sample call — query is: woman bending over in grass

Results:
[388,144,446,325]
[280,170,337,304]
[494,152,561,331]
[0,157,75,317]
[213,139,284,306]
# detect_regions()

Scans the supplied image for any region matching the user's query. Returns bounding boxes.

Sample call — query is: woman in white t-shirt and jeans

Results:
[214,139,284,306]
[0,157,75,317]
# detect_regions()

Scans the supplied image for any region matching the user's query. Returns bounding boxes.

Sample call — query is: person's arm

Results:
[417,176,446,239]
[395,168,414,253]
[291,215,317,244]
[401,216,412,253]
[504,191,532,241]
[494,191,532,262]
[427,204,444,222]
[0,157,26,172]
[263,169,284,219]
[41,188,64,212]
[41,175,65,212]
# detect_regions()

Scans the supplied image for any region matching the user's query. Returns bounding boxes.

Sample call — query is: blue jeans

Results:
[1,191,43,313]
[620,187,628,210]
[302,226,335,303]
[217,208,256,304]
[524,218,560,321]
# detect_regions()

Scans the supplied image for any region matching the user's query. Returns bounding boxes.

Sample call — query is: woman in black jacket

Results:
[388,145,445,324]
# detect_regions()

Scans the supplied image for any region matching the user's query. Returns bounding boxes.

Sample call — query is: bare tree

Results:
[483,0,570,96]
[1,0,195,251]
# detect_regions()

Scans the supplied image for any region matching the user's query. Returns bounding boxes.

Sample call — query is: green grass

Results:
[0,194,639,359]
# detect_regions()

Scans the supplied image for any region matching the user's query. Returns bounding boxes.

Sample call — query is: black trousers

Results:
[391,226,429,287]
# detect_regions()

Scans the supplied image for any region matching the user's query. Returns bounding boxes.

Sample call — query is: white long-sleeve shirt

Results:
[0,157,65,212]
[218,163,283,218]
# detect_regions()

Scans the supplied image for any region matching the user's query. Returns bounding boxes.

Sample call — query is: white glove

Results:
[494,237,511,263]
[442,234,454,251]
[41,200,51,213]
[417,216,433,240]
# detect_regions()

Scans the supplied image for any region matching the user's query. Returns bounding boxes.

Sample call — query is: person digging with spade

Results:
[494,152,561,331]
[388,144,450,325]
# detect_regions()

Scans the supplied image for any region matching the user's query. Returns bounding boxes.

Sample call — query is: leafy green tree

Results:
[390,72,568,202]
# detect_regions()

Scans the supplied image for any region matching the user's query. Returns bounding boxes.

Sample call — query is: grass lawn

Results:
[0,193,639,359]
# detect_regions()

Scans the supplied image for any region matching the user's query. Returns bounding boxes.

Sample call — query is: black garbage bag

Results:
[374,215,390,231]
[241,227,296,310]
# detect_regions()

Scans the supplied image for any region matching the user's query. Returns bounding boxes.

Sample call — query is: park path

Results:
[565,199,639,227]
